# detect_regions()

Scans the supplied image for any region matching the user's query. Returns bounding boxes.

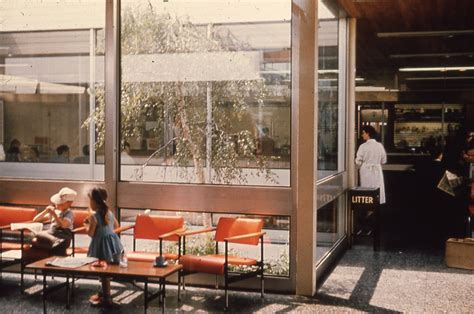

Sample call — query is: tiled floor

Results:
[1,244,472,313]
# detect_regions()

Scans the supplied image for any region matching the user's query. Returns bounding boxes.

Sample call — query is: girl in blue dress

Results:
[85,187,123,306]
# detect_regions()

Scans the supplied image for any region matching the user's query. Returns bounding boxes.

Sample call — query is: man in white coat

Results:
[355,125,387,204]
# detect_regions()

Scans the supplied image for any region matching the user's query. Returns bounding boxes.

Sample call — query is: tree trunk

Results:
[176,83,211,227]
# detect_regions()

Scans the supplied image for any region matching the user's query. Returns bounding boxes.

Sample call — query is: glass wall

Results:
[315,1,348,264]
[0,0,105,180]
[116,0,291,186]
[316,196,346,261]
[118,208,290,277]
[317,4,346,180]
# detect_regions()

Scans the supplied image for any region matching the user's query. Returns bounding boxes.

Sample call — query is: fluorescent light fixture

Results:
[320,77,364,82]
[0,64,30,67]
[260,70,290,74]
[318,69,338,74]
[377,30,474,38]
[356,86,399,92]
[405,76,474,81]
[390,52,474,59]
[399,66,474,72]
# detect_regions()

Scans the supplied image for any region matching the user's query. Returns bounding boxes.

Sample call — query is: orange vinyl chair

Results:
[178,217,265,310]
[116,214,185,263]
[67,210,90,256]
[0,206,38,292]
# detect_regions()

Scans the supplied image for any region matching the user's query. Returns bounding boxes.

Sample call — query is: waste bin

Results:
[349,187,380,251]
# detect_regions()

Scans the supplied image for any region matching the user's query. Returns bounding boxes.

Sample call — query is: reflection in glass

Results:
[0,1,105,180]
[316,196,345,261]
[317,17,339,179]
[113,0,291,185]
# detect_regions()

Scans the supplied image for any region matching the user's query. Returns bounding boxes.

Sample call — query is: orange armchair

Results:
[67,210,90,256]
[0,206,38,292]
[178,217,265,310]
[117,214,185,263]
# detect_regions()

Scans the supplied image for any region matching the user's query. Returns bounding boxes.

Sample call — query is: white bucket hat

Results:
[50,187,77,205]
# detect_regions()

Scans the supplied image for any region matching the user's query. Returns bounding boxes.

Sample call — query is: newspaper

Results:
[45,256,98,269]
[10,222,43,234]
[1,250,22,260]
[437,170,463,197]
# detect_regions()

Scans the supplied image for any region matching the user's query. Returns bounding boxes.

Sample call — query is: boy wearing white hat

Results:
[33,187,77,255]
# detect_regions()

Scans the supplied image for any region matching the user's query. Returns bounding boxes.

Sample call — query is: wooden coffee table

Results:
[26,256,182,313]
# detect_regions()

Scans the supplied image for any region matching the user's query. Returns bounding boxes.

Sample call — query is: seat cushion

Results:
[126,251,179,262]
[179,254,257,275]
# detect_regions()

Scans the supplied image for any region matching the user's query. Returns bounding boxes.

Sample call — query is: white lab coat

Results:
[0,144,5,161]
[355,139,387,204]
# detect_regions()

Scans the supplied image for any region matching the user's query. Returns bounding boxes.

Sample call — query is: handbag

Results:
[437,170,463,197]
[32,231,64,250]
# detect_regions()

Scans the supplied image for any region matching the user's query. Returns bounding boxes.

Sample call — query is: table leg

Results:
[43,274,47,314]
[71,275,75,299]
[161,278,166,314]
[144,279,148,313]
[66,275,70,309]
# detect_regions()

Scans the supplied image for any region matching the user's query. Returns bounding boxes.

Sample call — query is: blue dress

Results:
[88,211,123,262]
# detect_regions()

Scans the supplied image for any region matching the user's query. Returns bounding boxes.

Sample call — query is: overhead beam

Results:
[337,0,360,18]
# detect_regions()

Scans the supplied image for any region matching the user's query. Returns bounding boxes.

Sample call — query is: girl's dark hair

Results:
[89,187,109,226]
[361,125,377,139]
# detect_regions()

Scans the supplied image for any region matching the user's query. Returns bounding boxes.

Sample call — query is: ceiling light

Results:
[405,76,474,81]
[0,64,30,67]
[318,69,338,74]
[377,30,474,38]
[355,86,399,92]
[390,52,474,59]
[399,66,474,72]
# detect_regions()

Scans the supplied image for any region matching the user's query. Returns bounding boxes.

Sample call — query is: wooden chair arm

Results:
[158,227,187,239]
[114,224,135,234]
[224,232,266,242]
[179,227,216,237]
[72,226,87,234]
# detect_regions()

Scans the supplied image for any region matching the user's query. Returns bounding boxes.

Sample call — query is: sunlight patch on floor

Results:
[318,266,366,300]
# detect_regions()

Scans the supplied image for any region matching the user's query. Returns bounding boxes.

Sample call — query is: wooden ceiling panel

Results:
[353,0,474,93]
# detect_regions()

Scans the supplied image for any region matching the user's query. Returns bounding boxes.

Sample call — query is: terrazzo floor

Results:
[1,244,472,313]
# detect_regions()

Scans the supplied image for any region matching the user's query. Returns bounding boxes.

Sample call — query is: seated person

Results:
[0,143,5,161]
[120,141,136,164]
[73,144,90,164]
[256,127,275,157]
[51,145,70,163]
[32,187,77,256]
[6,139,21,162]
